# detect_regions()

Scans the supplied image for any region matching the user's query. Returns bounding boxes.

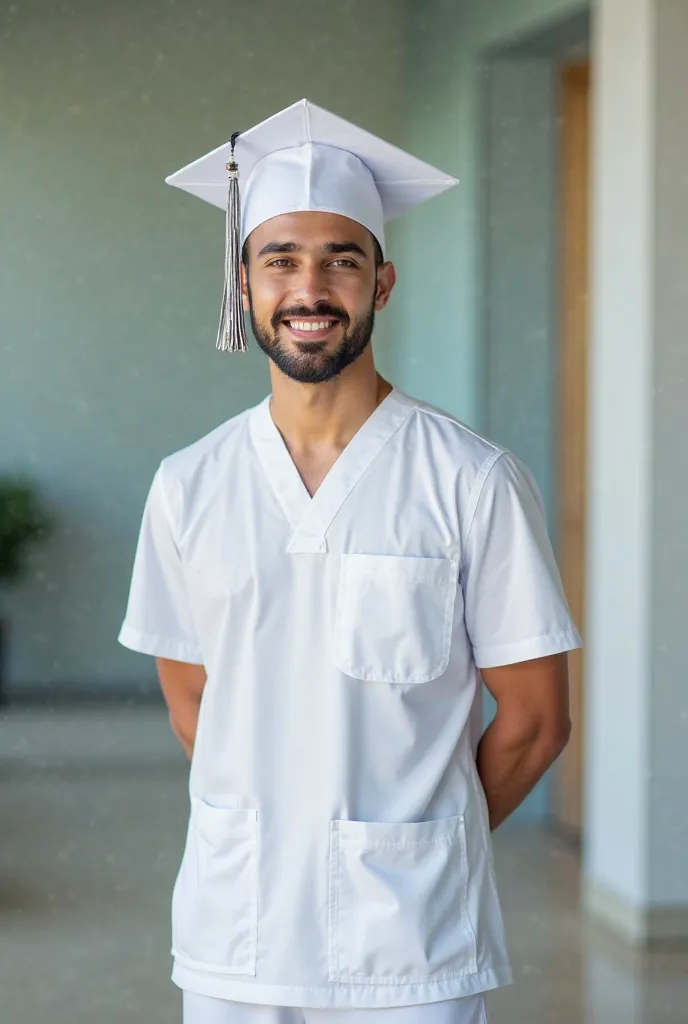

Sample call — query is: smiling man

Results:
[240,210,396,503]
[119,100,582,1024]
[246,224,388,386]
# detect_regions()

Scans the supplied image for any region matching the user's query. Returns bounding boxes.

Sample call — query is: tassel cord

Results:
[216,132,248,353]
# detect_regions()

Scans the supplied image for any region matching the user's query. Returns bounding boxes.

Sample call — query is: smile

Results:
[282,319,342,341]
[284,320,339,332]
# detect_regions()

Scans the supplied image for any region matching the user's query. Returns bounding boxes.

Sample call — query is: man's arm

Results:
[156,657,207,761]
[476,652,571,830]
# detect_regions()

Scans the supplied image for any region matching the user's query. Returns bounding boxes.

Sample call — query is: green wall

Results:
[389,0,588,429]
[2,0,587,734]
[0,0,405,691]
[389,0,588,822]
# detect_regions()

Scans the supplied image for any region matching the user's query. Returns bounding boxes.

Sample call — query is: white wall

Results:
[585,0,655,912]
[585,0,688,939]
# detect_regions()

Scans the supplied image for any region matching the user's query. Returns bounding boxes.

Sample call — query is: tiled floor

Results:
[0,706,686,1024]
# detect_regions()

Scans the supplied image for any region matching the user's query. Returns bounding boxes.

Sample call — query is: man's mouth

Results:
[282,318,341,340]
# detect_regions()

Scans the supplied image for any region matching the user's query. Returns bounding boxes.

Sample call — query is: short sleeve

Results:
[118,463,204,664]
[461,451,582,669]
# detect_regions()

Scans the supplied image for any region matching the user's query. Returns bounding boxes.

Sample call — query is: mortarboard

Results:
[166,99,459,353]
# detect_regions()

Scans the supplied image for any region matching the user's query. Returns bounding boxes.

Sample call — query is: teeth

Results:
[288,320,335,332]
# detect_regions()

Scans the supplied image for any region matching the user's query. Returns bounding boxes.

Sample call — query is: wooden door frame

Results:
[555,61,590,840]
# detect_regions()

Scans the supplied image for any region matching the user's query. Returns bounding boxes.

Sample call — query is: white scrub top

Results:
[119,387,582,1010]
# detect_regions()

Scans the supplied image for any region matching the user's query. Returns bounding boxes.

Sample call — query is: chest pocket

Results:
[333,554,459,685]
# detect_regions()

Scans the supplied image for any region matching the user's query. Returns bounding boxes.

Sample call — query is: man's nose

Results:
[291,264,331,308]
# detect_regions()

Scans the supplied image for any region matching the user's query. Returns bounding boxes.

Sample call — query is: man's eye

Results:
[268,259,292,268]
[330,259,357,268]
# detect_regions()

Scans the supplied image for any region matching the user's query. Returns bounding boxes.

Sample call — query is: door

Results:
[555,62,590,839]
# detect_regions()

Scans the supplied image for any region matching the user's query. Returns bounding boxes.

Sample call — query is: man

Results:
[119,100,582,1024]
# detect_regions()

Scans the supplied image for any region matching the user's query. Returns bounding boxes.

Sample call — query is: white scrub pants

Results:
[182,992,487,1024]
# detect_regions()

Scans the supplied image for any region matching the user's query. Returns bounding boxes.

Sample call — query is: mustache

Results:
[271,304,350,330]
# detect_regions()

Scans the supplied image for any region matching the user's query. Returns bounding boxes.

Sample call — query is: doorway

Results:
[481,14,591,827]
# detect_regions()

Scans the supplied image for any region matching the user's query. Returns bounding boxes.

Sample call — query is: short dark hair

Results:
[241,231,384,267]
[371,235,384,266]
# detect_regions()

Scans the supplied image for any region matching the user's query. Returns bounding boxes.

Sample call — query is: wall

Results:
[390,0,588,822]
[483,58,559,539]
[0,0,405,692]
[649,0,688,907]
[482,57,560,819]
[585,0,688,938]
[390,0,588,429]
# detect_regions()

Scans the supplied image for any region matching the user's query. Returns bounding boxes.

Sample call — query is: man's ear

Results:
[241,261,250,312]
[374,262,396,312]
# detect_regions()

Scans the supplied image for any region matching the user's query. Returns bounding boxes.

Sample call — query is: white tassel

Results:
[216,132,249,353]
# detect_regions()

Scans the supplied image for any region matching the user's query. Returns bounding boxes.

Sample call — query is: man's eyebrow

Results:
[255,240,370,259]
[256,241,300,257]
[323,241,369,259]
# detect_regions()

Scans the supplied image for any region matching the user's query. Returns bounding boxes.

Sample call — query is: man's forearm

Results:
[155,658,207,763]
[476,714,569,830]
[169,707,198,761]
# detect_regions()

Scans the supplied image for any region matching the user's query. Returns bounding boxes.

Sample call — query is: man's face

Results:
[241,211,395,384]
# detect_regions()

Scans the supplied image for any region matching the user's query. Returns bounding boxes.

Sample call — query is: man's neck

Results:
[268,361,393,455]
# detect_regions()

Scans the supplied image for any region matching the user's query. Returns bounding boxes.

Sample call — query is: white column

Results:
[584,0,688,945]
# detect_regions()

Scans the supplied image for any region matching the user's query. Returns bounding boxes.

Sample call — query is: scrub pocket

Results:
[171,796,258,975]
[328,814,477,983]
[333,554,459,684]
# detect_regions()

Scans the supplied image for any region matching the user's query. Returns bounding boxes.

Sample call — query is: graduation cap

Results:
[166,99,459,353]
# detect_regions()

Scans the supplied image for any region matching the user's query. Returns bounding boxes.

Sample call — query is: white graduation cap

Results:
[166,99,459,353]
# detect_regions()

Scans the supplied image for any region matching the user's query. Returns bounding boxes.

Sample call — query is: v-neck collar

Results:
[249,388,415,553]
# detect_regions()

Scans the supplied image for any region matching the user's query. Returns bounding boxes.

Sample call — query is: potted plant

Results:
[0,477,52,704]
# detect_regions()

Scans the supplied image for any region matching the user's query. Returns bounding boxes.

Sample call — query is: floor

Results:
[0,706,686,1024]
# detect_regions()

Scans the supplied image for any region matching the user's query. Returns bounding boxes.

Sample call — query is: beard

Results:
[247,285,376,385]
